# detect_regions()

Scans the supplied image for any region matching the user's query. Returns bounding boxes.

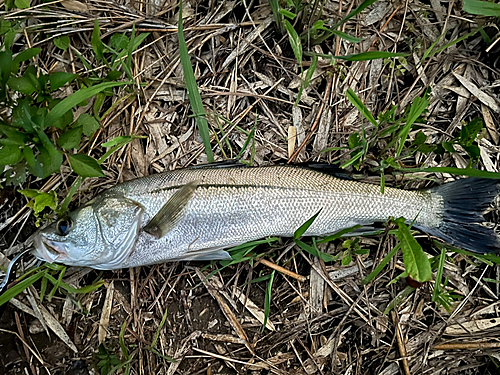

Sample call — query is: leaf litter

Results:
[1,0,500,374]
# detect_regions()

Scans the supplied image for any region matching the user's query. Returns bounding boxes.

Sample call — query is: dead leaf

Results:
[287,126,296,159]
[98,281,114,344]
[61,0,88,12]
[446,318,500,335]
[453,73,500,113]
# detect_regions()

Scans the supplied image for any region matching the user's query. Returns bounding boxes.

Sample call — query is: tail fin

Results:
[420,178,500,254]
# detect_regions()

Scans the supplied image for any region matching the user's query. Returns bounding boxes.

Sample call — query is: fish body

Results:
[33,165,499,269]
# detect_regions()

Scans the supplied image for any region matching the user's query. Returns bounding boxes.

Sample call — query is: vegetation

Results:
[1,0,500,373]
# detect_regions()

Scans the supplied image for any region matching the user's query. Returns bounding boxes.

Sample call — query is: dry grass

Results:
[1,0,500,374]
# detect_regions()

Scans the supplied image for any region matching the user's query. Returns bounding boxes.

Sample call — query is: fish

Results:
[32,163,500,270]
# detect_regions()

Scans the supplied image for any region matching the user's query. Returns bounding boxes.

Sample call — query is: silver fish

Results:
[32,164,500,269]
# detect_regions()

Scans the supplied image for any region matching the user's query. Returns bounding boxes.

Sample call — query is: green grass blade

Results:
[237,124,256,158]
[178,0,213,162]
[151,307,168,349]
[329,30,362,43]
[396,94,429,157]
[283,19,302,67]
[294,209,322,239]
[384,285,415,315]
[317,225,363,243]
[0,271,44,307]
[432,247,446,303]
[269,0,284,33]
[119,321,129,360]
[262,270,275,332]
[45,81,131,125]
[334,0,379,28]
[463,0,500,16]
[363,243,400,284]
[346,88,377,126]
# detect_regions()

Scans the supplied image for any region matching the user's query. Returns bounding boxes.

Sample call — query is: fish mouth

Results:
[33,235,68,263]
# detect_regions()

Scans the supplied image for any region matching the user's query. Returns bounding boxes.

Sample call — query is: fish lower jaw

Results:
[33,236,68,263]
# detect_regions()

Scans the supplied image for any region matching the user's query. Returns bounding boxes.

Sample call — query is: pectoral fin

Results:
[143,181,198,238]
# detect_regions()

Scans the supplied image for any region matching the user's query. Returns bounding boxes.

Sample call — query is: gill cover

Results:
[92,195,144,269]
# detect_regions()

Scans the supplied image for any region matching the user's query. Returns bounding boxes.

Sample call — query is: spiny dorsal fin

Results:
[143,181,198,238]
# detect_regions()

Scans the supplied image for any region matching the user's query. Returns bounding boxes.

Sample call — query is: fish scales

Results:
[33,165,500,270]
[107,166,441,268]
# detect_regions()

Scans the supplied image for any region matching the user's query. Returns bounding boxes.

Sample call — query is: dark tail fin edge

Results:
[418,178,500,254]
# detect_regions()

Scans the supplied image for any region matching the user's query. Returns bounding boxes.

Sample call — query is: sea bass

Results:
[32,164,500,270]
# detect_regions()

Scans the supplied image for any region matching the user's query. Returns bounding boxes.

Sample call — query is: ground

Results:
[1,0,500,374]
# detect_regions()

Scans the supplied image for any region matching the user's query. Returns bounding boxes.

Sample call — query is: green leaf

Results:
[57,126,83,149]
[0,145,23,165]
[14,0,29,9]
[283,19,302,66]
[54,36,70,51]
[49,72,77,91]
[101,135,134,148]
[51,107,74,130]
[0,50,13,86]
[23,146,35,167]
[396,93,429,157]
[346,88,377,126]
[384,286,415,315]
[12,48,41,65]
[0,21,11,35]
[75,113,100,136]
[4,30,16,50]
[178,0,213,162]
[68,153,105,177]
[294,209,322,239]
[396,221,431,283]
[463,0,500,16]
[7,76,37,95]
[37,131,63,177]
[91,20,105,63]
[279,9,296,19]
[0,125,28,145]
[33,190,58,214]
[45,81,131,125]
[18,188,40,199]
[432,247,447,303]
[341,252,352,265]
[110,34,129,50]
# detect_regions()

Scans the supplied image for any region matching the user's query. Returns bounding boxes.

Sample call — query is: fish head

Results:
[33,195,144,269]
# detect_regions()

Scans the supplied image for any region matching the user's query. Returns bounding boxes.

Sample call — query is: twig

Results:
[391,311,411,375]
[259,259,306,282]
[433,342,500,350]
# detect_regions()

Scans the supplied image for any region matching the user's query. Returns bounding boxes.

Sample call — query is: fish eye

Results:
[57,216,73,236]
